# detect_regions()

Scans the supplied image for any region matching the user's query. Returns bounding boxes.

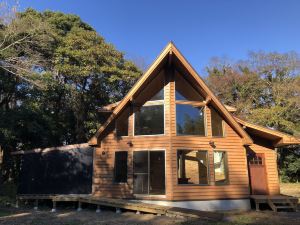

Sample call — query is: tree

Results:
[206,52,300,182]
[0,8,142,184]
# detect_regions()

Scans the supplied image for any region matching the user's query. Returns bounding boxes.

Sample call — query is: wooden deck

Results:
[16,194,223,221]
[250,195,298,212]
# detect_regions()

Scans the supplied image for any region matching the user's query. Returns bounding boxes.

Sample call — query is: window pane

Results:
[176,105,205,135]
[214,151,228,184]
[175,71,204,101]
[150,88,164,101]
[116,108,129,136]
[211,108,224,137]
[177,150,208,185]
[133,151,149,194]
[114,152,128,183]
[135,105,164,135]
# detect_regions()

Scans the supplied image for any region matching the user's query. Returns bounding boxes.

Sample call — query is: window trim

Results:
[113,151,128,184]
[132,149,167,196]
[176,149,210,186]
[213,150,229,185]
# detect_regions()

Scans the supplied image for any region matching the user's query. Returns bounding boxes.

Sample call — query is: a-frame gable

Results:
[89,42,253,146]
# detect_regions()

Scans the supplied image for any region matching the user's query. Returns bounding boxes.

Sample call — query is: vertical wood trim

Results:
[167,65,174,199]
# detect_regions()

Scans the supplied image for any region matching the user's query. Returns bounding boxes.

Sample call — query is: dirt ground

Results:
[0,183,299,225]
[0,206,300,225]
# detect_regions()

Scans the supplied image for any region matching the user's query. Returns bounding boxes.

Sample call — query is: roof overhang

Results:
[235,117,300,147]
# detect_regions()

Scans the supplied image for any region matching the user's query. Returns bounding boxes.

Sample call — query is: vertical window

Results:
[177,150,209,185]
[211,108,224,137]
[214,151,228,185]
[175,70,206,136]
[134,88,164,136]
[114,151,128,183]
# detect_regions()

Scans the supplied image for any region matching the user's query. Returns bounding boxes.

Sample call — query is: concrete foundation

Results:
[137,199,251,212]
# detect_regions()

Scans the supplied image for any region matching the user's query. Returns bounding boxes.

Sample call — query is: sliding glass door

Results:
[133,151,165,195]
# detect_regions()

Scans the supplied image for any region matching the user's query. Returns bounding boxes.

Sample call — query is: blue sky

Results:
[19,0,300,74]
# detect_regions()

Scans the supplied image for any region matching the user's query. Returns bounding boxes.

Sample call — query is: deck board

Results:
[17,194,223,220]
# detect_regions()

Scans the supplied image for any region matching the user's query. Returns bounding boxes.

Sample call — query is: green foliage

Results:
[206,52,300,182]
[278,147,300,182]
[0,8,142,183]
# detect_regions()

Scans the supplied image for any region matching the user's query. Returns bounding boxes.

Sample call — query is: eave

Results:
[235,117,300,147]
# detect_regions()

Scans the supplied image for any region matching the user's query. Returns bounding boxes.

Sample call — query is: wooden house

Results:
[88,43,300,211]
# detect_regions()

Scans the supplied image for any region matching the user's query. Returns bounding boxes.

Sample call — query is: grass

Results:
[0,210,11,217]
[280,182,300,198]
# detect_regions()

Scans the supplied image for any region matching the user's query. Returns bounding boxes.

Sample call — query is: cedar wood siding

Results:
[92,67,254,201]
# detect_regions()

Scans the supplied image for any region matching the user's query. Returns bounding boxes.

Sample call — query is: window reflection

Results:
[214,151,228,184]
[176,105,205,135]
[135,105,164,135]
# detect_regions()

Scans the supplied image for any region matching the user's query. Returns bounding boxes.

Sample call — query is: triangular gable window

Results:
[175,90,186,101]
[150,89,164,101]
[175,71,204,101]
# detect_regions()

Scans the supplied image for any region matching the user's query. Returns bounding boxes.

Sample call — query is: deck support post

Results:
[15,199,19,208]
[33,199,38,211]
[77,202,82,212]
[115,208,121,214]
[96,205,101,213]
[51,201,57,212]
[255,203,259,211]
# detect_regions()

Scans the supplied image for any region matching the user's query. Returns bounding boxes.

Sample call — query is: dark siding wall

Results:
[18,147,93,195]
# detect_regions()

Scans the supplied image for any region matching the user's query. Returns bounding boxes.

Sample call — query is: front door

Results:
[248,153,268,195]
[133,151,165,195]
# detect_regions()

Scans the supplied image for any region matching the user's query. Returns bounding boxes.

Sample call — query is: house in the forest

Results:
[88,42,300,211]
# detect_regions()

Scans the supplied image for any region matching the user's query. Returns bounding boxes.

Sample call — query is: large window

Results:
[134,88,164,136]
[114,151,128,183]
[177,150,209,185]
[211,108,224,137]
[176,105,205,135]
[175,70,206,136]
[214,151,228,185]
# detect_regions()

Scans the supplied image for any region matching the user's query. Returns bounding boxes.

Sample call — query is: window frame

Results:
[132,149,167,197]
[113,151,128,184]
[213,150,229,185]
[210,108,225,138]
[175,103,207,137]
[176,149,210,186]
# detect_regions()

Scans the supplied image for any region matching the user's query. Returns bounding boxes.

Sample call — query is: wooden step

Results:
[275,206,295,209]
[267,198,297,212]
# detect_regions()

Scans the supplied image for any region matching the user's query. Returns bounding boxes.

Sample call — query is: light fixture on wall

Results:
[209,140,216,148]
[127,141,133,147]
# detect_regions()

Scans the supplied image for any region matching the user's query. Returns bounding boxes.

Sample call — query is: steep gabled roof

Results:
[89,42,253,146]
[235,117,300,147]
